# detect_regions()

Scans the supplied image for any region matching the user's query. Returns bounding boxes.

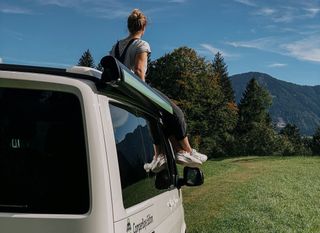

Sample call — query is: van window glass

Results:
[0,87,89,214]
[109,103,172,208]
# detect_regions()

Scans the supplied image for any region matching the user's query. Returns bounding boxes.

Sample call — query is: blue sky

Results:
[1,0,319,85]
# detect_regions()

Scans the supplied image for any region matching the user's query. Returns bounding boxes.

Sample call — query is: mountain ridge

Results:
[230,72,320,135]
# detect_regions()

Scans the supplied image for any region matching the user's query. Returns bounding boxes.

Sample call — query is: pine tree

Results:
[236,78,272,135]
[280,123,311,155]
[235,78,277,155]
[212,52,235,103]
[280,123,301,144]
[312,126,320,155]
[78,49,95,68]
[211,52,238,155]
[96,62,103,71]
[279,123,301,155]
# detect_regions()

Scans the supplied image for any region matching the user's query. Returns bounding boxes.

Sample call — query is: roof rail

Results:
[66,66,101,79]
[0,64,100,82]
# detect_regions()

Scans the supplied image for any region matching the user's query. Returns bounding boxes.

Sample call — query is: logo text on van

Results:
[127,214,154,233]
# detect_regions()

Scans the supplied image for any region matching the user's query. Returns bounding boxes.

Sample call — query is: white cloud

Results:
[255,8,276,16]
[30,0,178,19]
[263,7,297,23]
[282,37,320,62]
[227,35,320,63]
[90,7,129,19]
[268,63,287,68]
[0,57,3,63]
[139,0,187,3]
[304,8,320,17]
[168,0,187,3]
[2,29,25,41]
[201,44,221,54]
[10,0,186,20]
[0,4,33,14]
[269,5,320,22]
[234,0,256,7]
[31,0,129,19]
[226,37,275,50]
[200,43,235,58]
[34,0,79,7]
[242,1,320,24]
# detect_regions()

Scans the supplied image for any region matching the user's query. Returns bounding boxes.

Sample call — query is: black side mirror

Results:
[178,167,204,188]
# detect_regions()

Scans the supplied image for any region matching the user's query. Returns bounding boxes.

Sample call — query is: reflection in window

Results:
[0,87,89,214]
[109,104,172,208]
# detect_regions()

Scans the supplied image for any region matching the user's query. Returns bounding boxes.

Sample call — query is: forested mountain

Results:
[230,72,320,135]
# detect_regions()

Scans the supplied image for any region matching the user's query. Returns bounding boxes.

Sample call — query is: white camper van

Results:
[0,56,204,233]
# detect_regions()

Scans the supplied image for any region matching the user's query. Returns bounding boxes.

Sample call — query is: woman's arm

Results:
[134,52,148,81]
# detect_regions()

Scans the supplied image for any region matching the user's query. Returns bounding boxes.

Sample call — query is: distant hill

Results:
[230,72,320,135]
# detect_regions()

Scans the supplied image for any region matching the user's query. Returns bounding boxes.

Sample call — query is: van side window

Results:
[0,88,90,214]
[109,103,172,208]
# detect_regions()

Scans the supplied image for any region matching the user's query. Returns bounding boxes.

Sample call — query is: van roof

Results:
[0,63,173,115]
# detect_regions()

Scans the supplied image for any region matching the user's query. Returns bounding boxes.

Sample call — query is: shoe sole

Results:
[176,156,202,167]
[152,163,166,173]
[176,159,202,168]
[195,156,208,163]
[191,150,208,163]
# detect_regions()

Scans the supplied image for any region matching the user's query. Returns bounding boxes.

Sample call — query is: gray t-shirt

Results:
[110,38,151,75]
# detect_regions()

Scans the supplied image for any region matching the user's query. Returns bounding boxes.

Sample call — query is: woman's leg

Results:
[168,136,182,153]
[178,136,192,153]
[169,135,192,153]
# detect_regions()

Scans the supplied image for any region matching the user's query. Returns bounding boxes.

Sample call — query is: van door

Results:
[99,97,186,233]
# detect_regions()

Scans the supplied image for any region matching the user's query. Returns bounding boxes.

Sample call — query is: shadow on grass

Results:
[230,156,263,163]
[209,155,293,163]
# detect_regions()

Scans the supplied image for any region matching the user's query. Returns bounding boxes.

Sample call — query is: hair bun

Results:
[131,9,142,19]
[127,9,147,34]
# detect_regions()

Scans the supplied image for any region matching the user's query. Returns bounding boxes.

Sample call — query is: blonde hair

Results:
[127,9,147,35]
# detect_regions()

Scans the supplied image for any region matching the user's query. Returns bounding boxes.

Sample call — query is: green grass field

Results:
[182,156,320,233]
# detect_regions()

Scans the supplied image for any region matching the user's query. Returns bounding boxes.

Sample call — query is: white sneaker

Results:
[144,157,157,172]
[191,149,208,163]
[144,154,166,173]
[152,154,166,173]
[175,151,202,167]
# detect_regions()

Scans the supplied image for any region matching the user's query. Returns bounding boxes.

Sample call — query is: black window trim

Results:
[109,100,178,189]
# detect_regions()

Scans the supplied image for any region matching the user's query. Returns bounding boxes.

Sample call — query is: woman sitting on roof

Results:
[108,9,207,171]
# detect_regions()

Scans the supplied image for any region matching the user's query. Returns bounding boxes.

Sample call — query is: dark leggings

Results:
[153,89,187,140]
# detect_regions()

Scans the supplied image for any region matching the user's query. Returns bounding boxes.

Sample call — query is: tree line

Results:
[78,48,320,158]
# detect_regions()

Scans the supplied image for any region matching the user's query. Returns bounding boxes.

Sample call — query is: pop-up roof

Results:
[99,55,173,115]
